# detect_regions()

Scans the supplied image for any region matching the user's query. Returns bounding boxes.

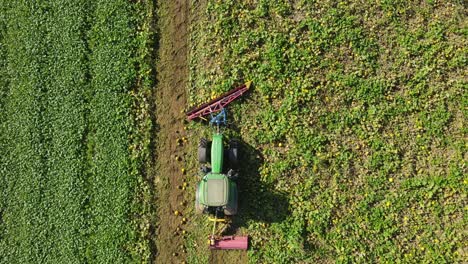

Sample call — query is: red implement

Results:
[186,81,251,121]
[209,236,249,250]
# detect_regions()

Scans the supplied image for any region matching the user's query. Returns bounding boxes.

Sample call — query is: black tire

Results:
[224,188,238,216]
[228,139,239,168]
[195,184,204,214]
[224,206,237,216]
[198,138,209,163]
[227,169,238,180]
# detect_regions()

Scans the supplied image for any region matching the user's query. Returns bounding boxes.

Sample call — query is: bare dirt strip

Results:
[153,1,247,263]
[153,0,189,263]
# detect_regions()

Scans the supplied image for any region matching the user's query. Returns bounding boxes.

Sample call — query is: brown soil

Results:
[153,0,189,263]
[210,248,248,264]
[153,1,247,263]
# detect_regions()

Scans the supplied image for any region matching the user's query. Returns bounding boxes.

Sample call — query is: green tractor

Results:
[195,133,239,216]
[186,82,251,250]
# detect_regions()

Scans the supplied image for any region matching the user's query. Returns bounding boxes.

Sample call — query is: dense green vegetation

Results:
[1,0,465,263]
[188,0,466,263]
[0,0,154,263]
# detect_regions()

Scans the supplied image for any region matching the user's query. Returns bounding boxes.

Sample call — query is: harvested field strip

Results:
[152,0,190,263]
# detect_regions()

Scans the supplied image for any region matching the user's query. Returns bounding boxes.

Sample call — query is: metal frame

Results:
[186,81,251,121]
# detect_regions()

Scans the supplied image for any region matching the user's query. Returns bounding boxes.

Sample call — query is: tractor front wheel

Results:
[228,139,239,169]
[198,138,209,163]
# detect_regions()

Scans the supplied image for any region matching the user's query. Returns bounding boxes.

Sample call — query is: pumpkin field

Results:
[0,0,466,263]
[183,1,466,263]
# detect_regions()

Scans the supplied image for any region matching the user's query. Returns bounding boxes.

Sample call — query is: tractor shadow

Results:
[222,138,289,235]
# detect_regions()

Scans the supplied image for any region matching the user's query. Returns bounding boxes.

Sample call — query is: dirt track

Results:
[153,1,247,263]
[153,0,189,263]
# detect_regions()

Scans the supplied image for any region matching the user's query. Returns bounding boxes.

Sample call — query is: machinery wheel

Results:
[198,138,209,163]
[228,139,239,169]
[227,169,238,180]
[195,184,204,214]
[224,206,237,216]
[224,188,238,216]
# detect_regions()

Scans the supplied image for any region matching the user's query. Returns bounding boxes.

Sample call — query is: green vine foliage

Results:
[189,0,467,263]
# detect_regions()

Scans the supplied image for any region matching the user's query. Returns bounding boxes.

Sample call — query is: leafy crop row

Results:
[0,0,155,263]
[40,1,89,262]
[87,0,143,262]
[188,0,466,263]
[1,1,56,261]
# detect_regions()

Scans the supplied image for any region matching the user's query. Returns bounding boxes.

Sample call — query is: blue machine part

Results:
[210,108,227,126]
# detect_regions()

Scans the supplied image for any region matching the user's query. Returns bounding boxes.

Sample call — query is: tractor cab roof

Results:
[201,173,229,207]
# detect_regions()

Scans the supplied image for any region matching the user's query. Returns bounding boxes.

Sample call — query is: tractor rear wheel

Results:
[224,188,238,216]
[195,184,204,214]
[198,138,209,163]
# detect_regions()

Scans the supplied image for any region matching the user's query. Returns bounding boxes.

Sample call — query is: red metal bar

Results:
[186,81,251,120]
[209,236,249,250]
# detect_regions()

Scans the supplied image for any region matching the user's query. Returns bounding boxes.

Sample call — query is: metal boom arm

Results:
[186,81,251,121]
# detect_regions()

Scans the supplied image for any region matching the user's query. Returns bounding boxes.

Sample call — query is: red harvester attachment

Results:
[207,214,249,250]
[186,81,251,121]
[209,236,249,250]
